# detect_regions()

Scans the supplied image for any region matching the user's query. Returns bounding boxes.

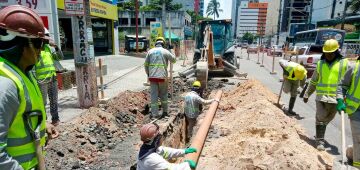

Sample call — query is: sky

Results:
[204,0,232,19]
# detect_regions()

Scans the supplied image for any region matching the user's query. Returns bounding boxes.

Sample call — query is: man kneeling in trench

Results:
[137,123,197,169]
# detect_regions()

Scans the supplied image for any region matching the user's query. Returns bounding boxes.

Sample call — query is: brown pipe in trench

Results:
[184,90,223,169]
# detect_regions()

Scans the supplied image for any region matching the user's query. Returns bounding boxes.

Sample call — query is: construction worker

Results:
[144,37,176,119]
[336,56,360,167]
[303,39,349,151]
[184,81,219,142]
[0,5,59,169]
[279,59,307,115]
[137,123,197,169]
[35,28,60,126]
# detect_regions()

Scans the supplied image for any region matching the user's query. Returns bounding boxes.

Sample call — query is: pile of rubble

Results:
[197,79,334,169]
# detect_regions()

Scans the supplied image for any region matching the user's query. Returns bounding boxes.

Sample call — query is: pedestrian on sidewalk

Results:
[303,39,350,151]
[337,56,360,167]
[144,37,176,119]
[34,28,60,126]
[184,81,218,143]
[279,59,307,115]
[0,5,59,169]
[137,123,197,170]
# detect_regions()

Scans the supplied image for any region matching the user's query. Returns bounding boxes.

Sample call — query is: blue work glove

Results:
[184,147,197,154]
[336,98,346,111]
[184,160,197,169]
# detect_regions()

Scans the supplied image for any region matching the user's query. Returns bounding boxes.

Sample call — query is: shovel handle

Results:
[340,110,346,166]
[277,81,285,105]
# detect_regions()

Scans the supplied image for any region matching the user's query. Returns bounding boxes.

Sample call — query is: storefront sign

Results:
[65,0,84,16]
[150,22,163,48]
[89,0,117,20]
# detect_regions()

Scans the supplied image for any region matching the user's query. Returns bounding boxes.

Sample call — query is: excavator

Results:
[179,19,247,89]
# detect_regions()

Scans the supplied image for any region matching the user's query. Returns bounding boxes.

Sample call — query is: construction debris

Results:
[197,79,334,169]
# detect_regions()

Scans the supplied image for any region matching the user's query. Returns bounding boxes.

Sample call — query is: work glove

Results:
[303,97,309,103]
[184,147,197,154]
[336,98,346,111]
[184,160,197,169]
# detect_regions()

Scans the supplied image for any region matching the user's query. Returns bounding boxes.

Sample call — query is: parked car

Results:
[247,44,258,54]
[288,45,322,78]
[241,43,249,49]
[284,46,300,60]
[267,45,283,57]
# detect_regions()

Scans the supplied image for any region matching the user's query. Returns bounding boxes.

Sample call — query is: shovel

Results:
[276,81,285,108]
[340,110,347,169]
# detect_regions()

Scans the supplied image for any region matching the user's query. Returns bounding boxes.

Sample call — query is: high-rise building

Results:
[280,0,311,32]
[236,1,268,38]
[199,0,204,16]
[264,0,280,36]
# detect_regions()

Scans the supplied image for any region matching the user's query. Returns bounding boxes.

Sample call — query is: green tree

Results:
[349,0,360,13]
[206,0,223,20]
[139,0,182,11]
[242,32,255,44]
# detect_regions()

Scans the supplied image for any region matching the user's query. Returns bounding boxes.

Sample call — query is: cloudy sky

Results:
[204,0,232,19]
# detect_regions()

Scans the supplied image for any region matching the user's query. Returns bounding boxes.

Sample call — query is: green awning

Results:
[164,31,180,41]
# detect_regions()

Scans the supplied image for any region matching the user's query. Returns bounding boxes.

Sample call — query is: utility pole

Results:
[276,0,282,45]
[136,0,139,53]
[341,0,348,30]
[308,0,314,30]
[71,0,97,108]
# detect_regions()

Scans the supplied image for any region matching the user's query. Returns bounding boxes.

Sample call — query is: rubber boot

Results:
[288,97,296,115]
[316,123,327,151]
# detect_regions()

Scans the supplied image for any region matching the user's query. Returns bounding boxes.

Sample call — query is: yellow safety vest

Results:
[35,44,56,80]
[0,57,46,170]
[285,62,304,80]
[345,61,360,115]
[313,59,348,96]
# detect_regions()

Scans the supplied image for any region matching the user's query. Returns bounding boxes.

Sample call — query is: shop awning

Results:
[164,31,180,41]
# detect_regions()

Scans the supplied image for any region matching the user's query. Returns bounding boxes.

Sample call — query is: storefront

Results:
[57,0,118,58]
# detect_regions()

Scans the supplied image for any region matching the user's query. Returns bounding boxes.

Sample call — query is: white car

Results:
[288,45,323,77]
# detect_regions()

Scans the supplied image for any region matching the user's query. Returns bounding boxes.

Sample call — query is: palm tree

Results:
[349,0,360,13]
[206,0,223,20]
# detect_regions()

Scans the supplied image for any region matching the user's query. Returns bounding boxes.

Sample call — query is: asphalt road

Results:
[236,48,352,161]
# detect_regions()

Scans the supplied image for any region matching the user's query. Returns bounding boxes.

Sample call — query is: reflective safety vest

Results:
[35,44,56,80]
[345,61,360,115]
[0,57,46,170]
[285,62,301,80]
[312,59,348,96]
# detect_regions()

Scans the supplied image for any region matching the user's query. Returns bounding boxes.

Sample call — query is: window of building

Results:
[119,18,129,26]
[131,18,141,26]
[145,18,156,26]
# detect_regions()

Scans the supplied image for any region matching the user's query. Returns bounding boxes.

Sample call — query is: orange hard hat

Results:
[140,123,160,143]
[0,5,45,39]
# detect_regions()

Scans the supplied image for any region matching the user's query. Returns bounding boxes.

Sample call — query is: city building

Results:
[236,1,268,39]
[280,0,311,33]
[173,0,194,11]
[199,0,204,16]
[264,0,280,37]
[118,10,192,39]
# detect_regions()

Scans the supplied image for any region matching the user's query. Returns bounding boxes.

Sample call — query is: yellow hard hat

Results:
[323,39,339,53]
[294,65,307,80]
[193,81,201,88]
[156,37,166,43]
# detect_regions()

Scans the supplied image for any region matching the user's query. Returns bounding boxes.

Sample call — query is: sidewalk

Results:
[49,54,192,123]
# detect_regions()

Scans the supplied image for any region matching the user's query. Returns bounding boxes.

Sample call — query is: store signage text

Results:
[65,0,84,16]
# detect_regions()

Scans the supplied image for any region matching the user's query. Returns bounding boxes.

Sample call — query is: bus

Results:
[293,28,346,48]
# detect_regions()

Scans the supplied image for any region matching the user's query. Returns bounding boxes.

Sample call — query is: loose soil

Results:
[197,79,334,170]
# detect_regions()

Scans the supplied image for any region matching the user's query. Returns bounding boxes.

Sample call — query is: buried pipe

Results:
[184,90,223,169]
[179,64,196,78]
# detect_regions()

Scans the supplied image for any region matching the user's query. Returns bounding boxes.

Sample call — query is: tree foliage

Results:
[242,32,255,44]
[206,0,223,20]
[186,10,212,24]
[138,0,183,11]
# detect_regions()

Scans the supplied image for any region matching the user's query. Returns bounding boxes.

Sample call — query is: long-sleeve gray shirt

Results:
[144,46,176,79]
[279,59,307,87]
[0,76,23,170]
[337,63,356,99]
[184,91,214,118]
[304,59,351,103]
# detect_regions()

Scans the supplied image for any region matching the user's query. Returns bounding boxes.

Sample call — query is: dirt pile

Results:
[46,91,149,169]
[197,79,334,170]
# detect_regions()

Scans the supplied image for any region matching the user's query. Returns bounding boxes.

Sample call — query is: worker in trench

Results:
[137,123,197,169]
[0,5,59,169]
[144,37,176,119]
[337,55,360,168]
[303,39,350,151]
[279,59,307,115]
[34,28,61,126]
[184,81,219,143]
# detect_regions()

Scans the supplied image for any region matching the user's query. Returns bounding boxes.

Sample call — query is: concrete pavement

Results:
[236,48,352,161]
[48,54,191,123]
